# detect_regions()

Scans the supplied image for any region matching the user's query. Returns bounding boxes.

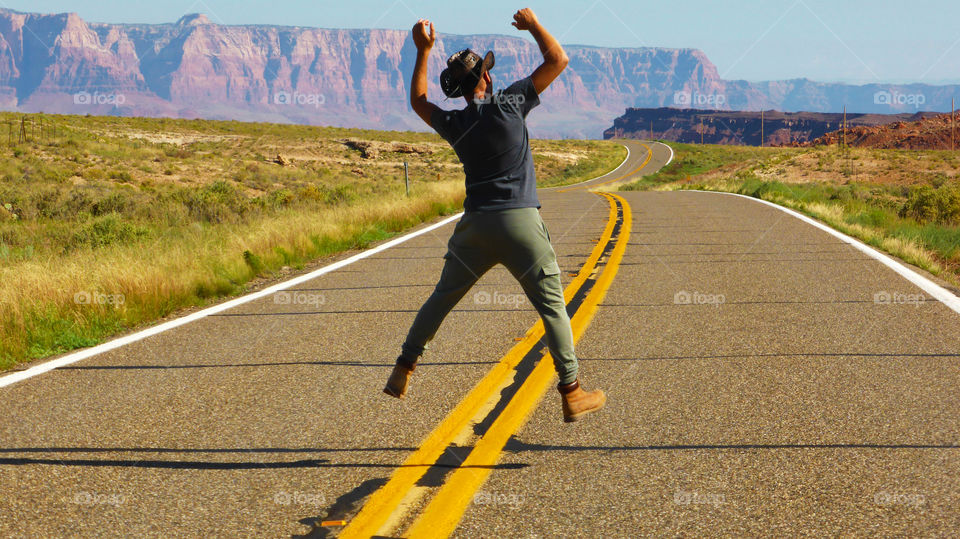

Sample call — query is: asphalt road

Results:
[2,140,958,537]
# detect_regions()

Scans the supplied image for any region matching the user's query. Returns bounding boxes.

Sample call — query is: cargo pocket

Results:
[530,259,564,304]
[540,260,561,277]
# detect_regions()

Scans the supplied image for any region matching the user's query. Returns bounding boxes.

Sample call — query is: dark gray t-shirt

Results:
[430,77,541,212]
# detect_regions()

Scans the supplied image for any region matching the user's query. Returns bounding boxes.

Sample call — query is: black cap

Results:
[440,49,495,98]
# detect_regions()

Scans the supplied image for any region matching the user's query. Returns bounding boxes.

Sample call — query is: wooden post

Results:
[403,161,410,197]
[650,120,654,141]
[760,110,764,147]
[700,117,704,144]
[952,98,955,151]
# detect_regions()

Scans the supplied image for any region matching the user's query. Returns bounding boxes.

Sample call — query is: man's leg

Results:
[400,247,494,366]
[499,210,578,384]
[509,253,579,385]
[500,209,605,422]
[385,216,495,398]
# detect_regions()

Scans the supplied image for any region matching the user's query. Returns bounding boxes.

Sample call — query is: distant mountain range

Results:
[1,8,957,139]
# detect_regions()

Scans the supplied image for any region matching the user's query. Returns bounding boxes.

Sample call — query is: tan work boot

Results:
[383,361,415,398]
[558,379,605,422]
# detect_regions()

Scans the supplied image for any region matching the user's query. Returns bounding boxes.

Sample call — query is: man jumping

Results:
[383,8,605,423]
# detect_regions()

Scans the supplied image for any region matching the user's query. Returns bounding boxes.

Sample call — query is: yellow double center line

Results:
[341,192,632,538]
[558,142,652,192]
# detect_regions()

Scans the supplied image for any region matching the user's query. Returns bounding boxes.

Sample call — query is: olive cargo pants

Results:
[401,207,579,385]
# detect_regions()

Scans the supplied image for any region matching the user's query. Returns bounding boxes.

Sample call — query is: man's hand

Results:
[410,19,438,127]
[412,19,436,51]
[516,9,569,94]
[511,8,539,31]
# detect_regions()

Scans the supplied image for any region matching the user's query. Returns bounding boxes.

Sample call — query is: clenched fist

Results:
[412,19,436,51]
[511,8,539,31]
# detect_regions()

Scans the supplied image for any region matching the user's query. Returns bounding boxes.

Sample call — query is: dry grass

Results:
[765,146,960,186]
[0,181,465,368]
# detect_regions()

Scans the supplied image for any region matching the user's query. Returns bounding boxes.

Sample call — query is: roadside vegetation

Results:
[620,142,960,286]
[0,112,625,369]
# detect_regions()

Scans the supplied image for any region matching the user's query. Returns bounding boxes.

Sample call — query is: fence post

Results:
[404,161,410,197]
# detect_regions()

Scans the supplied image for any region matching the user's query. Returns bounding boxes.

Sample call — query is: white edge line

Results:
[658,141,674,167]
[0,212,465,389]
[686,190,960,315]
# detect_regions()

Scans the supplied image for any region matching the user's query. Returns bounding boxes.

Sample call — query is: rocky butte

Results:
[605,108,943,146]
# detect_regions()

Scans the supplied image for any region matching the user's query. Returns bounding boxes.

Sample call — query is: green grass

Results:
[620,142,800,191]
[533,140,628,188]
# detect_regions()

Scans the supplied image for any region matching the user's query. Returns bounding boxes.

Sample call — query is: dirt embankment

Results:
[804,112,959,150]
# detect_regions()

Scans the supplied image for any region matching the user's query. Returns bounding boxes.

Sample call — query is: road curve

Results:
[549,139,673,192]
[2,141,958,537]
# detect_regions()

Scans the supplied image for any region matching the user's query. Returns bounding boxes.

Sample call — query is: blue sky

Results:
[7,0,960,84]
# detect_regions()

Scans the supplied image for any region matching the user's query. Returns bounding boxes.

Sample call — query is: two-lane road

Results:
[1,140,958,537]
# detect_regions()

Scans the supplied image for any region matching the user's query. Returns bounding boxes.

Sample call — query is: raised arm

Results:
[512,8,569,95]
[410,19,440,127]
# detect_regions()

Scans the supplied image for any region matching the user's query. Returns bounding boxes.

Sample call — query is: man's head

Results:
[440,49,495,101]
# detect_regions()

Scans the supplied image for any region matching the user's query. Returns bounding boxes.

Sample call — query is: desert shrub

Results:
[26,189,61,219]
[71,214,148,249]
[263,188,295,209]
[63,190,95,216]
[91,192,129,216]
[162,145,194,159]
[935,186,960,225]
[900,185,960,225]
[899,186,938,224]
[109,169,133,182]
[84,168,106,180]
[174,180,250,223]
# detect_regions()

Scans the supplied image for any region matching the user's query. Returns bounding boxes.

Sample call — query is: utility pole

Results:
[952,98,955,151]
[843,106,847,149]
[650,120,654,141]
[760,110,764,147]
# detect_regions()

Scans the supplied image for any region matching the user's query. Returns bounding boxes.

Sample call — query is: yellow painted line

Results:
[405,193,633,538]
[339,195,619,539]
[558,143,652,193]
